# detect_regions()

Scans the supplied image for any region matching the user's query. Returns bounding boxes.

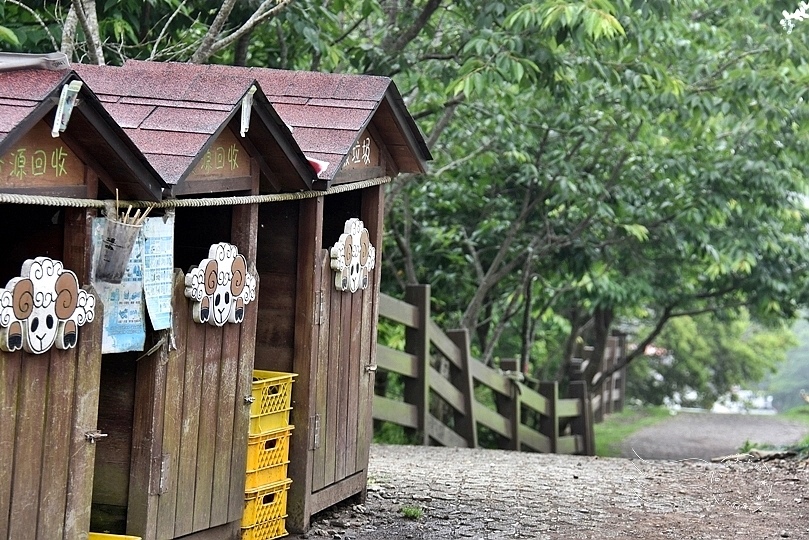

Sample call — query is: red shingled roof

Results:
[123,62,431,183]
[0,69,67,144]
[0,67,165,200]
[76,62,317,193]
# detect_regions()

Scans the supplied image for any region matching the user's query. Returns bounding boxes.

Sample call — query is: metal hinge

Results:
[159,454,170,494]
[84,430,107,443]
[314,290,325,325]
[150,453,170,495]
[310,414,321,450]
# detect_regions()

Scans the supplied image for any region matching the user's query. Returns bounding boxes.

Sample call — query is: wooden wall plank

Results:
[227,271,258,522]
[38,348,77,540]
[0,352,22,539]
[192,326,223,531]
[173,315,206,537]
[323,283,342,488]
[344,286,363,477]
[128,334,168,540]
[156,272,189,539]
[211,323,239,526]
[287,197,323,534]
[64,298,103,540]
[9,351,49,540]
[312,252,330,492]
[358,184,384,481]
[0,358,15,533]
[335,290,352,481]
[355,274,374,478]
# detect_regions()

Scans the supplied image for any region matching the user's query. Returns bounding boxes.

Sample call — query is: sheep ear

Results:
[203,260,218,295]
[54,271,79,320]
[230,255,247,296]
[11,278,34,321]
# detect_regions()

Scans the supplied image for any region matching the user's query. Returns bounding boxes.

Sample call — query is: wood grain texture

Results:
[192,326,223,531]
[173,312,206,537]
[8,351,49,540]
[286,197,323,533]
[156,272,189,539]
[64,295,102,540]
[0,351,21,539]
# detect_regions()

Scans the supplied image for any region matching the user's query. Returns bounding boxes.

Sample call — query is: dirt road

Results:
[621,411,809,460]
[293,414,809,540]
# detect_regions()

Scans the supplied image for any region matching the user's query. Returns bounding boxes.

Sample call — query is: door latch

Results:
[84,430,108,444]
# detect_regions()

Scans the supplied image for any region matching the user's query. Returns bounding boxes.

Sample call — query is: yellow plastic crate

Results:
[250,370,296,434]
[245,427,293,491]
[242,479,292,529]
[241,517,287,540]
[88,534,141,540]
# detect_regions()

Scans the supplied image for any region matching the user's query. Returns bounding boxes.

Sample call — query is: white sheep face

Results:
[184,242,257,326]
[0,257,95,354]
[330,218,376,293]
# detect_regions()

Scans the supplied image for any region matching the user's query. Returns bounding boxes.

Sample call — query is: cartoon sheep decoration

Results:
[0,257,96,354]
[330,218,376,293]
[184,242,257,326]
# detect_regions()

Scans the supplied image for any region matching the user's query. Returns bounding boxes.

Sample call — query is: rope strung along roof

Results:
[0,176,392,209]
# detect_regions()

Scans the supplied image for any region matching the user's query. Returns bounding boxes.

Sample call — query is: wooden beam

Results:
[404,285,431,446]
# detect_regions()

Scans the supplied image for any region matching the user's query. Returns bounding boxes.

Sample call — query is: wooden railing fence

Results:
[373,285,594,455]
[571,335,627,423]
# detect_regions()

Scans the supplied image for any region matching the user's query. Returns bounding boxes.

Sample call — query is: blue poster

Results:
[92,218,146,353]
[142,214,174,330]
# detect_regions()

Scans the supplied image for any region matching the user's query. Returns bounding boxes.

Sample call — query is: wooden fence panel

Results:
[373,289,595,456]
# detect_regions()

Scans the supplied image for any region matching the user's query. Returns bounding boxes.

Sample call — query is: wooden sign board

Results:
[341,130,380,171]
[0,121,85,190]
[187,129,251,182]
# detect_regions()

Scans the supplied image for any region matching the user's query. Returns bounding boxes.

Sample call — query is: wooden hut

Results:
[110,61,432,532]
[0,63,166,540]
[221,65,432,531]
[75,62,318,540]
[1,57,430,540]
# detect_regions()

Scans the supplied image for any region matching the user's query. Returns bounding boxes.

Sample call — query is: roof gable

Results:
[0,67,166,200]
[185,65,432,186]
[77,61,316,194]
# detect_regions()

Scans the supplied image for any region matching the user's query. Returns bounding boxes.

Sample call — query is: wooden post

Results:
[615,333,627,413]
[567,381,595,456]
[404,285,431,445]
[446,329,477,448]
[538,382,558,454]
[287,196,324,533]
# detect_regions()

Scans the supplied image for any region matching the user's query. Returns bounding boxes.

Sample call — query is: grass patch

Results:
[593,406,671,457]
[400,505,423,520]
[738,405,809,456]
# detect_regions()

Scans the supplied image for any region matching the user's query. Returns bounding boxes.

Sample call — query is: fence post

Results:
[447,329,478,448]
[538,382,558,453]
[404,285,431,445]
[615,332,627,413]
[567,381,595,456]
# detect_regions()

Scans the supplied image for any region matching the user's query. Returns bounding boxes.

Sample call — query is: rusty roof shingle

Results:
[122,62,431,182]
[0,66,166,200]
[76,61,316,191]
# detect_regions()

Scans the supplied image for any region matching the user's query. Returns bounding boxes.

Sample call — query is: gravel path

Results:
[621,412,809,460]
[291,414,809,540]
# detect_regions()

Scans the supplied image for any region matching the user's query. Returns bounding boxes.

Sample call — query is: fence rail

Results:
[373,285,594,455]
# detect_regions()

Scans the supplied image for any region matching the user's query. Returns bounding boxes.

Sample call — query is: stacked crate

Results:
[242,370,296,540]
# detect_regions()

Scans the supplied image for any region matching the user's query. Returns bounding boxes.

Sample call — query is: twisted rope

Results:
[0,176,391,209]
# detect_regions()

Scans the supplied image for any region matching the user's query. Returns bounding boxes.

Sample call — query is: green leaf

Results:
[0,25,20,47]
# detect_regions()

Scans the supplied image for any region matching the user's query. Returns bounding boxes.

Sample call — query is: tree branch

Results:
[70,0,104,64]
[150,0,188,61]
[192,0,295,63]
[7,0,58,51]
